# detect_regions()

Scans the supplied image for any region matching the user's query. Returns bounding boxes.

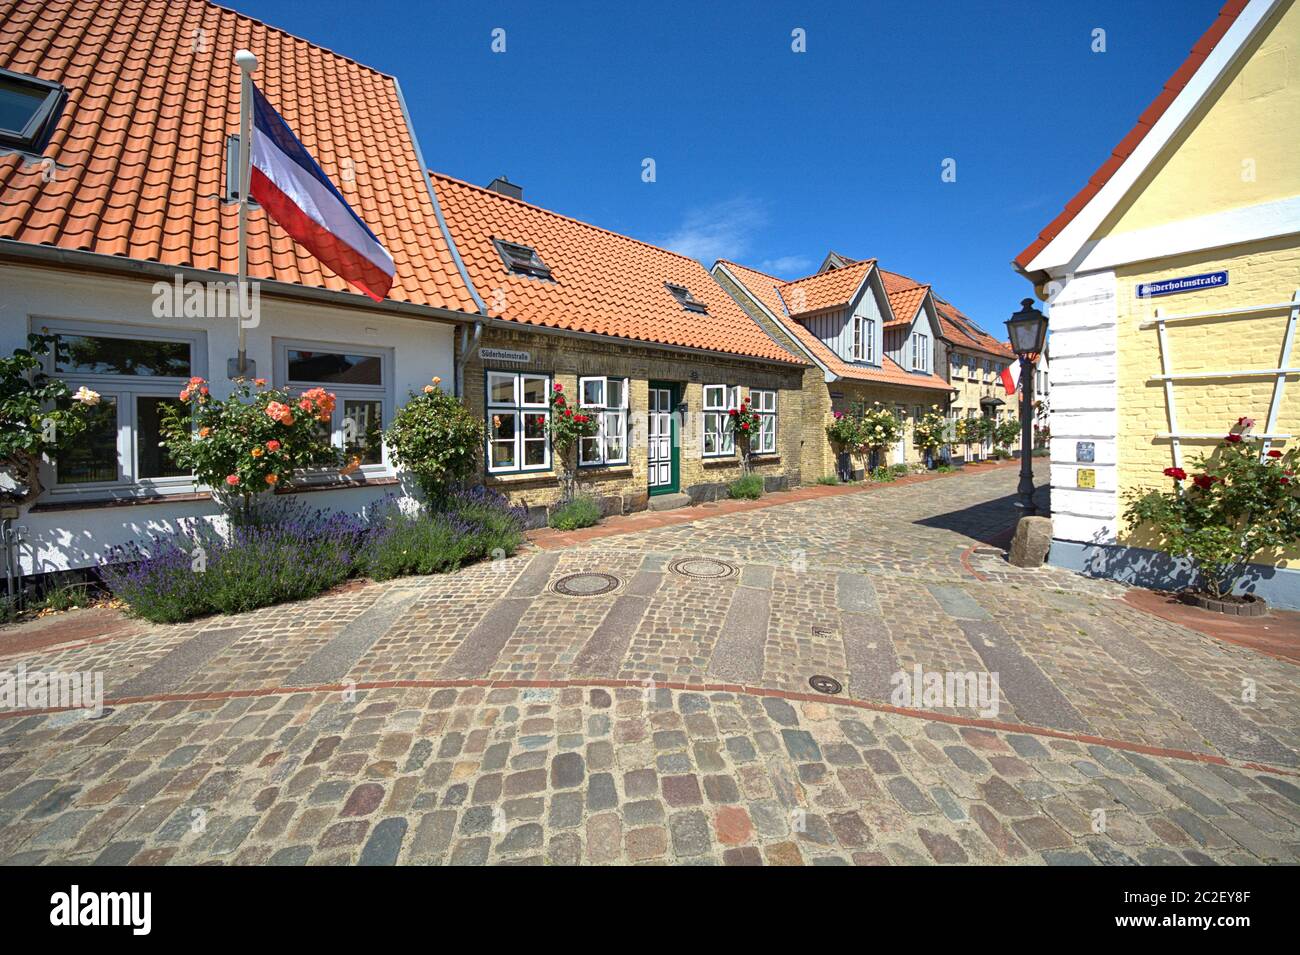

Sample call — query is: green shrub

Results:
[728,474,764,499]
[870,466,896,483]
[548,496,602,530]
[384,379,485,506]
[936,464,956,473]
[815,474,840,486]
[365,511,477,580]
[450,486,528,559]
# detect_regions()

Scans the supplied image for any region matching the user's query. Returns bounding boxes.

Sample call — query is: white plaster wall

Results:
[1,263,455,574]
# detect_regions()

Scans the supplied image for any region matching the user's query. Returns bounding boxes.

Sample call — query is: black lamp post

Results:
[1005,298,1049,516]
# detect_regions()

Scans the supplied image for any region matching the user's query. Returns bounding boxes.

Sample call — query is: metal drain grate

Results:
[809,675,843,695]
[668,557,738,580]
[551,572,622,597]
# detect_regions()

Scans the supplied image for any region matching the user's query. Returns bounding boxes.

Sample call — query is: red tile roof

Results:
[1013,0,1250,271]
[884,283,929,328]
[0,0,478,312]
[779,258,877,317]
[431,175,803,364]
[717,259,951,392]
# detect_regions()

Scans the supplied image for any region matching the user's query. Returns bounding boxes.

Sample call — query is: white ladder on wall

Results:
[1143,289,1300,467]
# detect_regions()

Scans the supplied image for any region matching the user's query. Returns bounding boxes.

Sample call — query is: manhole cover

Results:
[668,557,738,580]
[809,675,843,695]
[551,572,622,597]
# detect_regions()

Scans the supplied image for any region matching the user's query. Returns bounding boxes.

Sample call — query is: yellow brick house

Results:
[1014,0,1300,606]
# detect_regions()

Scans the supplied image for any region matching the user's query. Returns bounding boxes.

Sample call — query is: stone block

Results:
[1008,516,1052,568]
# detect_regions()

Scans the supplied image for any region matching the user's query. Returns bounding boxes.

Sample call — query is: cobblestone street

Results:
[2,463,1298,865]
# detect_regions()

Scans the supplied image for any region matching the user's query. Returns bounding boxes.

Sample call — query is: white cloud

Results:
[657,196,767,265]
[756,254,813,278]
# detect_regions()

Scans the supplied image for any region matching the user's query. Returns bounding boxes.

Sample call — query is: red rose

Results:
[1192,474,1215,490]
[553,383,563,392]
[1267,450,1282,458]
[1163,467,1187,481]
[1224,434,1242,443]
[728,408,737,416]
[1283,477,1292,485]
[741,423,749,430]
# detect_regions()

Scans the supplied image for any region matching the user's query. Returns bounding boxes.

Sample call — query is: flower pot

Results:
[1179,591,1268,617]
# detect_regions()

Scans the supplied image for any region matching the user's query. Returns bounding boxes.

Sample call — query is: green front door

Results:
[647,381,679,495]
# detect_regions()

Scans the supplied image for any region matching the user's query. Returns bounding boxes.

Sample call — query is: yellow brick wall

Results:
[1115,234,1300,564]
[462,326,805,513]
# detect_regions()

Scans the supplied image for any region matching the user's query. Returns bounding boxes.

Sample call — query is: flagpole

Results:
[234,49,258,377]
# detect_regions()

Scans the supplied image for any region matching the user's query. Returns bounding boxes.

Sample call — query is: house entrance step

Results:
[647,492,691,512]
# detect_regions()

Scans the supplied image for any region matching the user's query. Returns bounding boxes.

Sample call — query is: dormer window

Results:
[912,332,930,372]
[851,315,875,362]
[494,239,553,280]
[666,282,707,314]
[0,67,66,154]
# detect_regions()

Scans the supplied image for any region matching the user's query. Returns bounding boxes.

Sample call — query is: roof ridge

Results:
[207,0,396,79]
[716,258,786,283]
[779,257,876,289]
[430,171,718,270]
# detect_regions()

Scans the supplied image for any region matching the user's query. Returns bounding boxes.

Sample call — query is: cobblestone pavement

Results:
[2,463,1298,865]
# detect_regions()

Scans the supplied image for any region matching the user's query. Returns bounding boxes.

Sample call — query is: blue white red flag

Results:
[247,83,395,302]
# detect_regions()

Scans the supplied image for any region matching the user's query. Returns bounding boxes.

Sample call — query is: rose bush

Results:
[548,382,598,501]
[912,408,948,456]
[0,334,98,502]
[1124,419,1300,599]
[728,396,763,471]
[160,376,343,521]
[384,376,484,506]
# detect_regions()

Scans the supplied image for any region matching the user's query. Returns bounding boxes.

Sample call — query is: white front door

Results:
[648,386,674,491]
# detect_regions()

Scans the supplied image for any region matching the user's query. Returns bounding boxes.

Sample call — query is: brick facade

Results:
[461,325,806,524]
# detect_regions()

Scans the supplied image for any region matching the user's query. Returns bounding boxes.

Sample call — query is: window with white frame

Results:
[275,341,391,469]
[578,376,629,466]
[850,315,875,362]
[485,370,550,473]
[950,351,963,376]
[911,332,930,372]
[750,389,777,454]
[42,321,205,495]
[702,384,738,457]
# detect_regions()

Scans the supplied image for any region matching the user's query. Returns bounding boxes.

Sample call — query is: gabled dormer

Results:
[884,284,943,374]
[777,259,886,368]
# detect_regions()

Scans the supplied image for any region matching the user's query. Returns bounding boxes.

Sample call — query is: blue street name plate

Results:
[1136,271,1228,298]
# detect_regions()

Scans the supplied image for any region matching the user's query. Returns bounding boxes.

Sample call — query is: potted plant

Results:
[547,382,598,502]
[384,377,485,508]
[1123,418,1298,615]
[993,417,1020,460]
[825,411,860,482]
[858,404,902,475]
[912,406,947,470]
[728,396,763,474]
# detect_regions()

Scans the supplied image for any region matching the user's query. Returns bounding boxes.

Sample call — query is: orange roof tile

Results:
[717,259,951,392]
[0,0,478,312]
[778,258,876,317]
[877,267,1014,360]
[431,175,803,364]
[885,283,929,328]
[1013,0,1250,271]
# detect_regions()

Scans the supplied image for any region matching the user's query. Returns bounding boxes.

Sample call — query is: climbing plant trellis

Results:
[1142,289,1300,468]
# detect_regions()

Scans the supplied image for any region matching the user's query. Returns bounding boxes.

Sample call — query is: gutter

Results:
[0,240,479,326]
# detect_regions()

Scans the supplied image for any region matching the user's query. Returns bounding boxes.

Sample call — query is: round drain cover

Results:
[809,675,843,695]
[551,572,622,597]
[668,557,738,580]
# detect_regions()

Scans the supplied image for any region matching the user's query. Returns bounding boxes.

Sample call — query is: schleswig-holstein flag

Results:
[247,83,395,302]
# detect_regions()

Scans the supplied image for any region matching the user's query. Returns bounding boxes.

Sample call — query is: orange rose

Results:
[265,473,278,485]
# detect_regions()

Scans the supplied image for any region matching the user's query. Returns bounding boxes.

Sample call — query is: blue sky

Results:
[238,0,1222,332]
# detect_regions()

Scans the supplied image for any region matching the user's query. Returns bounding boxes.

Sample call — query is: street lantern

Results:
[1006,298,1048,357]
[1006,298,1048,516]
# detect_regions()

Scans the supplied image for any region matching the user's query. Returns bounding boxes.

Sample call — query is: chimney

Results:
[486,176,522,200]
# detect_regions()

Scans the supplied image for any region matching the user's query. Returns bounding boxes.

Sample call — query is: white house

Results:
[0,0,482,577]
